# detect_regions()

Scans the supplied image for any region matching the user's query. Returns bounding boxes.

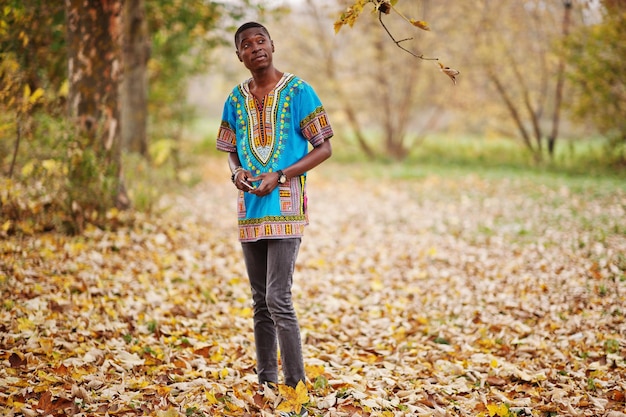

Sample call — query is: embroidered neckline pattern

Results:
[240,73,294,167]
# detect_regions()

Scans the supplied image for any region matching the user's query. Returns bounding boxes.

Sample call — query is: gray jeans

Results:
[241,238,305,387]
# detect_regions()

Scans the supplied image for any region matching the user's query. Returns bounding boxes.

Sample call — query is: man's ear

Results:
[236,50,242,62]
[271,40,275,52]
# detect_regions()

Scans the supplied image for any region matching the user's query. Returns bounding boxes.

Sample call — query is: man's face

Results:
[236,27,274,71]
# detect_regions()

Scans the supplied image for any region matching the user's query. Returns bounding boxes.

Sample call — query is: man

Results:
[216,21,333,416]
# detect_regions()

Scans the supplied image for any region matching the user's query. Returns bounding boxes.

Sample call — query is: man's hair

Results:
[234,22,270,47]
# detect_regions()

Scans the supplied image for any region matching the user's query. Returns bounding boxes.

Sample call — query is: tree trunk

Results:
[121,0,149,156]
[306,0,375,159]
[374,33,408,160]
[547,0,573,158]
[489,68,540,162]
[66,0,129,210]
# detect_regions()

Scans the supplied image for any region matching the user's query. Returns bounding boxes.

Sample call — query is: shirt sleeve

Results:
[216,93,237,153]
[296,83,334,148]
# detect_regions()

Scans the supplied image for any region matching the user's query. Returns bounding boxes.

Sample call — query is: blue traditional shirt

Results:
[216,73,333,242]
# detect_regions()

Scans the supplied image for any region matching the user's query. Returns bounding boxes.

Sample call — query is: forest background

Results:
[0,0,625,232]
[1,1,626,416]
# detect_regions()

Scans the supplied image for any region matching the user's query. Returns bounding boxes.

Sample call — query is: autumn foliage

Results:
[2,160,625,416]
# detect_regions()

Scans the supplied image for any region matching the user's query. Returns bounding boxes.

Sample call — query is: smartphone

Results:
[242,179,255,190]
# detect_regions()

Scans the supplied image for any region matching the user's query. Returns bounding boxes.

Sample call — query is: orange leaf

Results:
[36,391,73,414]
[410,19,430,31]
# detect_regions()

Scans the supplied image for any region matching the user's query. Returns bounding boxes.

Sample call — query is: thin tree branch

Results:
[9,119,21,179]
[377,11,438,61]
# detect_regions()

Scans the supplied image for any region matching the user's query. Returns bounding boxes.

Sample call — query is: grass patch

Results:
[317,133,626,188]
[184,121,625,202]
[132,119,626,210]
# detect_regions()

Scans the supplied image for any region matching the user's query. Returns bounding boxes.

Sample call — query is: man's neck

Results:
[250,67,282,91]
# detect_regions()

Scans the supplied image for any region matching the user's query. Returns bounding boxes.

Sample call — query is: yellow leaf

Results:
[29,87,44,104]
[149,139,177,167]
[333,0,369,33]
[233,306,252,318]
[21,160,35,176]
[486,403,509,417]
[410,19,430,31]
[39,338,54,354]
[41,159,60,173]
[105,306,118,319]
[156,407,180,417]
[205,291,218,304]
[23,84,31,100]
[36,369,62,384]
[106,207,120,219]
[19,30,29,47]
[2,220,11,232]
[0,121,16,136]
[10,401,25,411]
[371,279,384,291]
[17,317,35,332]
[305,364,325,379]
[17,220,34,235]
[58,80,69,97]
[205,390,219,405]
[210,347,223,363]
[277,381,309,414]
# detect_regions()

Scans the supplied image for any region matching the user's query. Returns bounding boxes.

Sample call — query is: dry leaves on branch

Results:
[1,159,625,416]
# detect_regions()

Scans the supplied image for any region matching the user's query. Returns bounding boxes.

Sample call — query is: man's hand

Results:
[233,169,256,192]
[247,172,280,196]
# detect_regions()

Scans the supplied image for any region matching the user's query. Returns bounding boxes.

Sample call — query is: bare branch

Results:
[377,11,438,61]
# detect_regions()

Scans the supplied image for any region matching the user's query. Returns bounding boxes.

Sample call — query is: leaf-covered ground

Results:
[1,159,626,417]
